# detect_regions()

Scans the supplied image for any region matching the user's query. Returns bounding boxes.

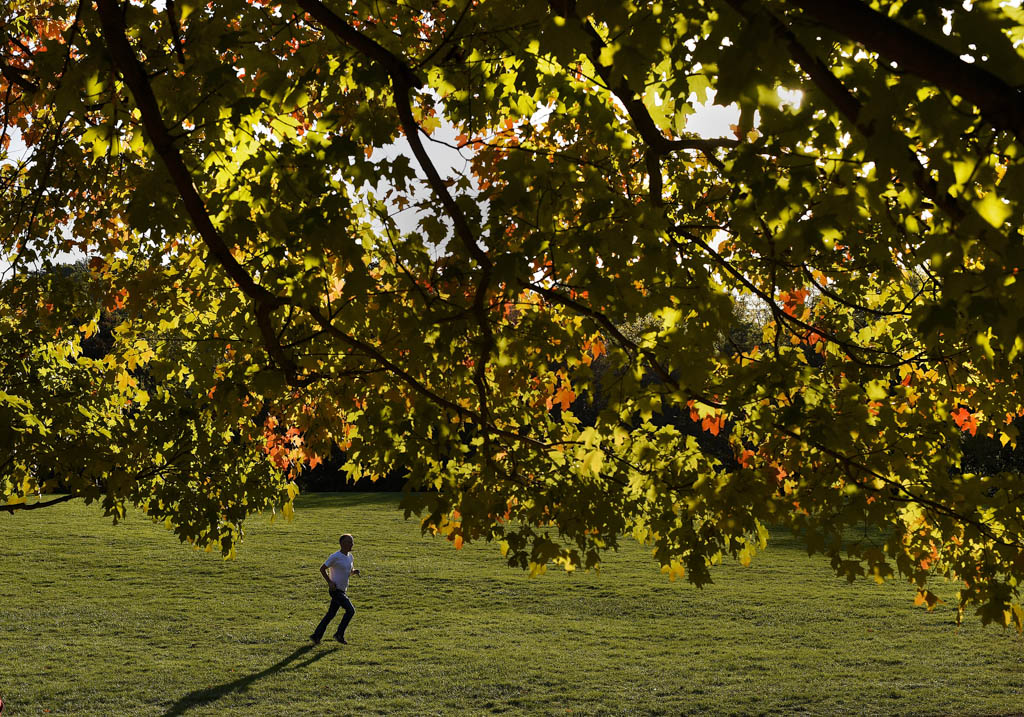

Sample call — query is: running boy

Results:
[310,533,360,644]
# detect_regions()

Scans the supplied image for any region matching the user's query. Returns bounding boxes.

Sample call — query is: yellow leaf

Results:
[974,194,1012,228]
[660,560,685,582]
[661,306,683,330]
[1012,603,1024,634]
[865,380,888,401]
[582,448,604,476]
[915,589,943,611]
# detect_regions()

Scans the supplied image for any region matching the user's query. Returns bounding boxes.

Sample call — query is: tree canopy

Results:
[4,0,1024,625]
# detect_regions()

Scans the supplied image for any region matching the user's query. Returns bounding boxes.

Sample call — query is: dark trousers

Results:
[312,588,355,640]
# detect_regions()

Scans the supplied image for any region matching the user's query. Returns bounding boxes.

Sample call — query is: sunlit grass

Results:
[2,493,1022,715]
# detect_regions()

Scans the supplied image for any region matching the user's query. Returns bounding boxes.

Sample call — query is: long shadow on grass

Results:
[161,644,335,716]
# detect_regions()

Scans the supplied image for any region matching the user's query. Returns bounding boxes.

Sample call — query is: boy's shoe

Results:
[309,634,321,645]
[333,634,348,644]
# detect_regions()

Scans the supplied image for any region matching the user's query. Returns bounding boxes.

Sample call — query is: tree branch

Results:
[165,0,187,65]
[1,494,75,514]
[96,0,279,308]
[668,224,936,369]
[95,0,311,384]
[786,0,1024,140]
[0,62,38,93]
[801,265,913,318]
[723,0,969,228]
[517,277,725,409]
[413,0,473,71]
[305,304,576,453]
[550,0,738,187]
[296,0,496,429]
[778,426,1023,550]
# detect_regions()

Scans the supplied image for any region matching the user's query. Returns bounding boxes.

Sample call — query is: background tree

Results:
[3,0,1024,624]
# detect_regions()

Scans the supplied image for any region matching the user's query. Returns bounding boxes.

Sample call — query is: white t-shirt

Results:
[324,550,354,591]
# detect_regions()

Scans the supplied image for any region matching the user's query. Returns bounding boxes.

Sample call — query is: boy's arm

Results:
[351,559,360,577]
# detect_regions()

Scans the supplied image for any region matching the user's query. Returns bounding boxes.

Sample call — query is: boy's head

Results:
[339,534,354,552]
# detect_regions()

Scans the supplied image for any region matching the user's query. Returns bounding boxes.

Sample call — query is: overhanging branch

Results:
[669,223,936,369]
[296,0,496,429]
[1,494,75,514]
[787,0,1024,140]
[0,62,38,93]
[722,0,968,228]
[550,0,738,193]
[95,0,311,384]
[778,426,1023,551]
[96,0,280,308]
[518,277,725,410]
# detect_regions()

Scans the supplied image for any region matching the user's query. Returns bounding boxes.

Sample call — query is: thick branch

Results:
[0,62,38,93]
[294,0,489,271]
[1,494,75,514]
[787,0,1024,140]
[96,0,281,309]
[297,0,496,428]
[553,3,738,160]
[550,3,735,200]
[96,0,311,383]
[723,0,966,226]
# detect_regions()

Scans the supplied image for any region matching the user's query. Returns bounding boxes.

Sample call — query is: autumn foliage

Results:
[4,0,1024,626]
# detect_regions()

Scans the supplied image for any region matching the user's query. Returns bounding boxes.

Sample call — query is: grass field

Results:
[2,492,1023,716]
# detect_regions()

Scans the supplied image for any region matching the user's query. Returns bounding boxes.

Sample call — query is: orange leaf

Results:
[952,407,978,436]
[701,415,722,436]
[554,386,576,411]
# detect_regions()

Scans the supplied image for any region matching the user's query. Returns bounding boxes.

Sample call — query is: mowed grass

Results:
[2,493,1023,716]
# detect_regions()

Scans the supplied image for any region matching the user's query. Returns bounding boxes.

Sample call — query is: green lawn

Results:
[2,493,1022,716]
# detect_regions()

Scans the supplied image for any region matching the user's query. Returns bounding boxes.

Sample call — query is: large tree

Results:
[4,0,1024,624]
